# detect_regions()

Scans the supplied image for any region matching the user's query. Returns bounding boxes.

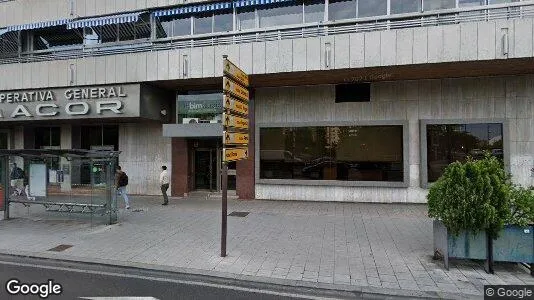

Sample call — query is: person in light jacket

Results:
[160,166,170,205]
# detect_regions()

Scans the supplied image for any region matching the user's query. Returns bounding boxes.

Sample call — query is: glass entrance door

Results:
[194,149,217,191]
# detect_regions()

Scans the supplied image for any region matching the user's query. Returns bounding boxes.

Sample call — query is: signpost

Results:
[221,55,250,257]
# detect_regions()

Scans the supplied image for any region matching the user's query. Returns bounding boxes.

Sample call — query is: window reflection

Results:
[423,0,456,11]
[194,13,213,34]
[459,0,485,7]
[329,0,357,21]
[174,17,192,36]
[237,8,256,30]
[391,0,421,14]
[260,126,404,182]
[214,11,233,32]
[304,0,325,23]
[358,0,387,18]
[258,4,303,28]
[426,123,504,182]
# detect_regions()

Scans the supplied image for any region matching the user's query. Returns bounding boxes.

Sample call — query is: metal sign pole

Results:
[221,161,228,257]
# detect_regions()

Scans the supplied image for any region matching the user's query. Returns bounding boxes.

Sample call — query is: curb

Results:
[0,249,477,299]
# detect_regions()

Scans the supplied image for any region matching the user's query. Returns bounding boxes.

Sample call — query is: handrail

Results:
[1,2,532,65]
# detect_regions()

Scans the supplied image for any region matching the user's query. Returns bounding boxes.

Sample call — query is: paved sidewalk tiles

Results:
[0,197,532,299]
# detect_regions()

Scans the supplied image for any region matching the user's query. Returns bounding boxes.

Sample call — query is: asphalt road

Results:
[0,255,361,300]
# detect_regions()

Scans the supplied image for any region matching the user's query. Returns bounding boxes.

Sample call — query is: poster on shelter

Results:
[29,164,47,197]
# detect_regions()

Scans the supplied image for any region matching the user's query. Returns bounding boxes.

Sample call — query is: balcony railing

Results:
[0,1,532,65]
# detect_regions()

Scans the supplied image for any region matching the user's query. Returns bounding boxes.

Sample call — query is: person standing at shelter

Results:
[115,166,130,209]
[10,163,24,196]
[160,166,170,205]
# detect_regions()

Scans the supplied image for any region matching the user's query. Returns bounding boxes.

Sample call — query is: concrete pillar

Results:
[171,138,189,197]
[236,93,255,200]
[60,125,72,192]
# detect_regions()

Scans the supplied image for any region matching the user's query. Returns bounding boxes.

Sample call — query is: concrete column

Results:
[60,125,72,192]
[171,138,189,197]
[236,92,255,200]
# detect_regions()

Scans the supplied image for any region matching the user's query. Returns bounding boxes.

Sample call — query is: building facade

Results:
[0,0,533,202]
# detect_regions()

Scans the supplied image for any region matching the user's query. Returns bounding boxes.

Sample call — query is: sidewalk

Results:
[1,195,533,299]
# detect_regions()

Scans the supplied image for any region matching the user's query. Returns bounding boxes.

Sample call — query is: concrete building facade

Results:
[1,0,533,202]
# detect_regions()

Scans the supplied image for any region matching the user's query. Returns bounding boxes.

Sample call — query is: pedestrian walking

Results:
[115,166,130,209]
[160,166,170,205]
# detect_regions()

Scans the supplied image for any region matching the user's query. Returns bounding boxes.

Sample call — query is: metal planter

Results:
[433,219,487,270]
[493,225,534,264]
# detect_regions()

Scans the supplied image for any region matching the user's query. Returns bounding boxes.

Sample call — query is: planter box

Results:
[433,220,487,270]
[493,225,534,264]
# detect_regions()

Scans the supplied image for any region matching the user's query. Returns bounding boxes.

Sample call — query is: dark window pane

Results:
[426,123,503,182]
[260,125,404,182]
[103,126,119,151]
[391,0,421,14]
[0,132,8,149]
[50,127,60,146]
[214,11,233,32]
[258,4,302,28]
[459,0,485,7]
[358,0,387,18]
[304,0,325,23]
[194,13,213,34]
[329,0,356,21]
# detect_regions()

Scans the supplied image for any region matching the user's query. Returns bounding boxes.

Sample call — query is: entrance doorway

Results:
[194,149,217,191]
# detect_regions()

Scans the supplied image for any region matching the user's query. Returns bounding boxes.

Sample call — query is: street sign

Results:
[223,147,248,162]
[223,112,248,130]
[224,59,249,87]
[223,77,249,102]
[224,131,249,145]
[224,95,249,115]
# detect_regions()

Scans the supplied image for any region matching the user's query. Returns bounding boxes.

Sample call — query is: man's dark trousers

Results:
[161,183,169,204]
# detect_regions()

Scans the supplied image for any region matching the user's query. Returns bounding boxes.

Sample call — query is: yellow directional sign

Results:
[224,95,249,115]
[223,77,249,102]
[223,112,249,130]
[224,131,249,145]
[224,59,249,87]
[224,147,248,162]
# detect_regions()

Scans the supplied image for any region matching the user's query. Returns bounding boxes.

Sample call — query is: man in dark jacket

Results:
[114,166,130,209]
[10,163,24,196]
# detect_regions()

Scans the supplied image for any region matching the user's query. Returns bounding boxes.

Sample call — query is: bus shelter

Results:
[0,149,121,225]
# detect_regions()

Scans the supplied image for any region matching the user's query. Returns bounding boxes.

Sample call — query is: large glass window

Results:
[459,0,486,7]
[34,127,61,176]
[194,13,213,34]
[237,8,256,30]
[33,27,83,51]
[423,0,456,11]
[173,16,192,36]
[304,0,325,23]
[391,0,421,14]
[426,123,503,183]
[214,11,233,32]
[258,3,303,28]
[260,125,404,182]
[329,0,357,21]
[358,0,387,18]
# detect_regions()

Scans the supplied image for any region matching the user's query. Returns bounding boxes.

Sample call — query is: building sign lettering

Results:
[0,86,131,120]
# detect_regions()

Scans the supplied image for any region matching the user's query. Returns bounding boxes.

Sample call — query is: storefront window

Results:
[358,0,387,18]
[426,123,503,183]
[258,3,303,28]
[304,0,325,23]
[177,93,223,124]
[391,0,421,14]
[260,125,404,182]
[329,0,357,21]
[34,127,61,182]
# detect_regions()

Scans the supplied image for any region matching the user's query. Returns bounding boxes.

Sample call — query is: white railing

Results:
[0,1,533,65]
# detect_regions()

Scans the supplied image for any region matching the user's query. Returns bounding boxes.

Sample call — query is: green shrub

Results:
[427,154,510,238]
[507,185,534,227]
